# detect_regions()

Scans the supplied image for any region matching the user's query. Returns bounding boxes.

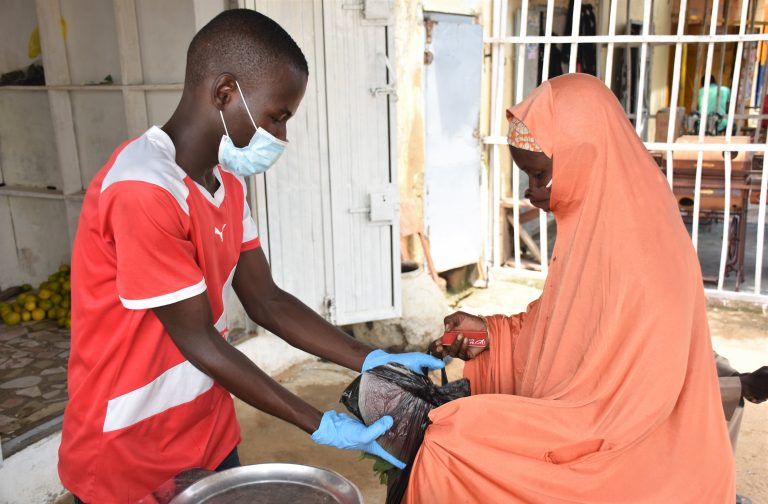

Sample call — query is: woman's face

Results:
[510,146,553,212]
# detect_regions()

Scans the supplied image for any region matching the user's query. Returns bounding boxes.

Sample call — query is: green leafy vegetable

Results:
[359,453,394,485]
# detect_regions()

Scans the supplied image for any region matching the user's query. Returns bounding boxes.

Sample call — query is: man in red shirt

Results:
[58,10,442,503]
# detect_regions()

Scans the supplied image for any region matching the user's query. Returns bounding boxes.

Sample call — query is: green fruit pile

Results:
[1,264,71,329]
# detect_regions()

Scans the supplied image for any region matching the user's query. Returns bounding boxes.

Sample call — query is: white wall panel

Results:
[145,90,182,128]
[135,0,195,84]
[0,91,61,189]
[0,197,22,288]
[70,91,128,188]
[7,197,70,285]
[61,0,122,84]
[0,0,38,75]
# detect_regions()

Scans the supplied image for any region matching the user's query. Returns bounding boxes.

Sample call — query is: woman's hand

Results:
[427,311,489,361]
[740,366,768,403]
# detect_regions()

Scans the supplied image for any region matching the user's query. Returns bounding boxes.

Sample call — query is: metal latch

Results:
[348,187,398,223]
[369,85,397,98]
[369,52,397,101]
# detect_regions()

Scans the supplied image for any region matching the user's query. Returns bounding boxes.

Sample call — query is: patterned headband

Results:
[507,117,543,153]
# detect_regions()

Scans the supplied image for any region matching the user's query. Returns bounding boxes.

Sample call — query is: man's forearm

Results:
[248,288,373,371]
[181,325,323,434]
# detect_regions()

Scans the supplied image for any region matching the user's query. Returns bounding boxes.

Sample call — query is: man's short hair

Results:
[185,9,308,88]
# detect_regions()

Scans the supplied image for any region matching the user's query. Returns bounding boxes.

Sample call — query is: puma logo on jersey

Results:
[214,224,227,241]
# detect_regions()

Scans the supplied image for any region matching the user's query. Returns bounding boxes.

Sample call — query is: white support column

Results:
[691,0,721,252]
[539,0,555,273]
[490,0,506,268]
[541,0,555,83]
[512,0,530,269]
[35,0,82,249]
[665,0,688,188]
[114,0,149,137]
[634,0,652,137]
[717,0,751,290]
[604,0,618,86]
[568,0,583,73]
[755,152,767,294]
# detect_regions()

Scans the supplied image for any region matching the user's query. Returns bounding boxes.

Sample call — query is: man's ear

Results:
[212,73,238,111]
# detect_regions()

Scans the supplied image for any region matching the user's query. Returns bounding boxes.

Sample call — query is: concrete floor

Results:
[45,275,766,503]
[235,275,767,503]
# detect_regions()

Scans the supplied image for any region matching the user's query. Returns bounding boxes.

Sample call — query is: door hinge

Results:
[424,19,439,65]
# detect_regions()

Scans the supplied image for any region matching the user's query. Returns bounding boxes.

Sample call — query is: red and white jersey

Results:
[59,127,261,503]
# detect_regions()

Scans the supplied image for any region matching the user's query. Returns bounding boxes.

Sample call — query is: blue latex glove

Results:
[362,349,445,374]
[311,410,406,469]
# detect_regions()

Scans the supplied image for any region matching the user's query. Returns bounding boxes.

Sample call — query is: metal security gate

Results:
[486,0,768,303]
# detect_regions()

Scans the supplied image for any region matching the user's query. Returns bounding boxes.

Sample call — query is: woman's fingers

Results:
[443,312,462,332]
[455,337,469,360]
[444,333,464,359]
[427,338,445,358]
[444,311,487,333]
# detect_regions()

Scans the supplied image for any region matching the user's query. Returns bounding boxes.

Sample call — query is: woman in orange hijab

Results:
[406,74,735,503]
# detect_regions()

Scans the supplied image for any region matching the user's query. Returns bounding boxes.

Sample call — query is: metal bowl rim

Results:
[169,463,363,504]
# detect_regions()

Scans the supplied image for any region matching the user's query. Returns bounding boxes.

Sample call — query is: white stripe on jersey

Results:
[119,277,207,310]
[103,360,214,432]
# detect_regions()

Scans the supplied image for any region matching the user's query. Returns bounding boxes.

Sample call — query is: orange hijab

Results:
[405,74,734,503]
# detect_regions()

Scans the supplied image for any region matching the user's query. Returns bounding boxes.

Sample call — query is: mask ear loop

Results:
[546,178,553,189]
[219,111,230,137]
[235,80,259,131]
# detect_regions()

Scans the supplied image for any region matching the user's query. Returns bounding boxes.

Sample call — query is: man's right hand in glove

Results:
[311,410,406,469]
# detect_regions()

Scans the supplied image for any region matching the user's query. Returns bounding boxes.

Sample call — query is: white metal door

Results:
[323,1,400,325]
[247,0,399,325]
[423,13,484,273]
[250,0,334,318]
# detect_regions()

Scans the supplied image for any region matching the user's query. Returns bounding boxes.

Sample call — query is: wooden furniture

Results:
[500,198,550,270]
[656,136,754,289]
[751,153,764,206]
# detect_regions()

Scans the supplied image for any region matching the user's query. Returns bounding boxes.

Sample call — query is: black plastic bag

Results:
[340,363,470,504]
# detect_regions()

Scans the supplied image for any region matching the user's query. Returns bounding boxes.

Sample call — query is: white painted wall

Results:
[0,91,60,190]
[0,3,67,288]
[145,90,183,127]
[70,91,129,187]
[61,0,122,85]
[0,433,66,504]
[136,0,195,84]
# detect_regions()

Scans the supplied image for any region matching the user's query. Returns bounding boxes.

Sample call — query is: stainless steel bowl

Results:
[169,463,363,504]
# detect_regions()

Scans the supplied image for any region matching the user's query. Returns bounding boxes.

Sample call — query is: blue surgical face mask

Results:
[217,81,287,176]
